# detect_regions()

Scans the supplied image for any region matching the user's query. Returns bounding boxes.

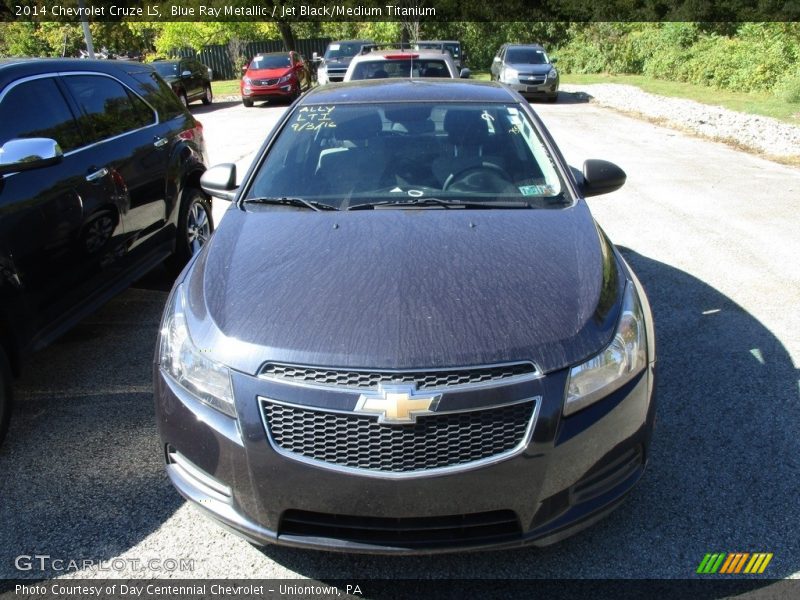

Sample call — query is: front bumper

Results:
[504,79,559,99]
[241,83,294,100]
[155,360,656,554]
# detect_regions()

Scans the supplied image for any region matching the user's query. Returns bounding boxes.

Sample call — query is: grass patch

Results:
[561,73,800,124]
[211,79,241,97]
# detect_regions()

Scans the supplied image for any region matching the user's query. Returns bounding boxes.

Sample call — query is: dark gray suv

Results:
[491,43,559,102]
[0,58,212,444]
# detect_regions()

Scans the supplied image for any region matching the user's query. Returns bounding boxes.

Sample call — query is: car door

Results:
[0,75,124,340]
[60,72,171,258]
[186,60,205,102]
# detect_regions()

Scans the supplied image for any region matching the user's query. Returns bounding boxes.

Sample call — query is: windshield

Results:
[350,59,451,79]
[244,103,567,210]
[250,55,291,70]
[152,62,179,77]
[506,48,549,65]
[324,42,366,60]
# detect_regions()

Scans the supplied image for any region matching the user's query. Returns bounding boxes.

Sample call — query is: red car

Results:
[240,51,311,107]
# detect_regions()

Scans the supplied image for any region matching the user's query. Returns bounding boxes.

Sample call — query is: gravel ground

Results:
[560,83,800,161]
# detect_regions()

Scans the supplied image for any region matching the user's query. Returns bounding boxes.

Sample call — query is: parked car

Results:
[344,45,471,81]
[415,40,466,70]
[491,43,559,102]
[0,58,212,444]
[155,79,656,553]
[313,40,375,84]
[152,58,213,107]
[240,51,311,107]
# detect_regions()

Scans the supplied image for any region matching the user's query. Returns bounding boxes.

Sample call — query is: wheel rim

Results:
[181,94,188,107]
[85,215,114,253]
[205,86,212,102]
[186,200,210,255]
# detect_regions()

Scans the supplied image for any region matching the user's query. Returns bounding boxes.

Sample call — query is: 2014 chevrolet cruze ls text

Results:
[154,79,656,553]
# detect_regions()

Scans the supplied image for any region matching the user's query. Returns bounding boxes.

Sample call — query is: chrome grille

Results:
[259,362,536,390]
[262,399,535,474]
[519,74,546,84]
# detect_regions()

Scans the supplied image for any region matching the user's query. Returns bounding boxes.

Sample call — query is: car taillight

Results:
[385,53,418,60]
[178,121,203,142]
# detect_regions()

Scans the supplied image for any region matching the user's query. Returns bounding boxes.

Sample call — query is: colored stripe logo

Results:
[697,552,773,574]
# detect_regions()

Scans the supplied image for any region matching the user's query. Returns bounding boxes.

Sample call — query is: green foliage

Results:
[775,72,800,104]
[555,22,800,97]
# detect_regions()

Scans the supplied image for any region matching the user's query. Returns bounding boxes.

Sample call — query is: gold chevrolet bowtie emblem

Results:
[355,384,441,425]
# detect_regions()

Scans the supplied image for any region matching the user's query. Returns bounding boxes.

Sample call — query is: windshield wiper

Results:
[348,198,532,210]
[242,197,338,211]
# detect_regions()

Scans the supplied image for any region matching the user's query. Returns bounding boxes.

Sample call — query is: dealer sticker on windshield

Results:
[519,184,557,196]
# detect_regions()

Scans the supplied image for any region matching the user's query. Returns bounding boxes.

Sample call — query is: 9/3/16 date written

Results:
[14,4,162,17]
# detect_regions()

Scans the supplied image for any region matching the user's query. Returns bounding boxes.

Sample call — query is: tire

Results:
[547,94,558,103]
[242,98,254,107]
[0,345,12,447]
[202,84,213,105]
[167,187,213,274]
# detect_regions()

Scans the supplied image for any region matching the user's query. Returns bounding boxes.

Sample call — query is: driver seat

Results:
[432,109,504,187]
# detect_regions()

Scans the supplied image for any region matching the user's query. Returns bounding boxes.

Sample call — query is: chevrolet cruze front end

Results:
[154,80,655,553]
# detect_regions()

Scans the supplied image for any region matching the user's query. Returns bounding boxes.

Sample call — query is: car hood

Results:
[184,204,623,375]
[508,63,554,74]
[246,67,291,78]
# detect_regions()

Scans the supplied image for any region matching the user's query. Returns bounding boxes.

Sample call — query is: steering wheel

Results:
[442,163,516,193]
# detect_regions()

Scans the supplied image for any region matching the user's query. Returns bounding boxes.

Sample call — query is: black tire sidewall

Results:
[0,346,12,446]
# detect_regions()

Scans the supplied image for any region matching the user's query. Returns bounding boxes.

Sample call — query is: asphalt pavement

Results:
[1,92,798,585]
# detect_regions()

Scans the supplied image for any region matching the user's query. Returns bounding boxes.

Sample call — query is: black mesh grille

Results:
[253,78,279,86]
[263,400,534,473]
[260,362,536,390]
[279,509,522,549]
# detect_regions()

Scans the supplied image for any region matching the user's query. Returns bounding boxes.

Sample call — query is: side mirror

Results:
[200,163,237,201]
[492,56,501,62]
[312,52,320,62]
[459,68,471,79]
[241,64,248,74]
[181,70,192,78]
[581,159,626,197]
[0,138,63,175]
[550,57,558,64]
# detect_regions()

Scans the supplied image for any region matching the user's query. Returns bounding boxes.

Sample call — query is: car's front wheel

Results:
[242,97,254,107]
[202,84,213,105]
[0,345,12,446]
[167,187,213,273]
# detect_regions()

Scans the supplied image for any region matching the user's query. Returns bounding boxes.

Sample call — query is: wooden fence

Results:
[174,38,331,80]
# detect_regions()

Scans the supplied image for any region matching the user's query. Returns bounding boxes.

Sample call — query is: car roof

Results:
[0,58,154,88]
[329,39,374,44]
[504,43,546,49]
[417,40,460,45]
[302,79,518,104]
[254,52,291,57]
[354,49,454,61]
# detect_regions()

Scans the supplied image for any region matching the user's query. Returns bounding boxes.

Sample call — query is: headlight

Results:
[547,68,558,79]
[243,76,252,84]
[564,282,647,416]
[159,286,236,418]
[278,74,292,84]
[501,67,518,82]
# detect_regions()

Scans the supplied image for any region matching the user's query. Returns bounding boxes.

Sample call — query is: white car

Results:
[344,46,471,81]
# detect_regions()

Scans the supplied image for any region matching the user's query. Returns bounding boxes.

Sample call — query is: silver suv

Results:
[344,45,471,81]
[491,43,559,103]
